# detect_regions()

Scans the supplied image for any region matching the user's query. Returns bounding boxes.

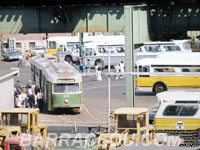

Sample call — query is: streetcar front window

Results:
[53,84,79,93]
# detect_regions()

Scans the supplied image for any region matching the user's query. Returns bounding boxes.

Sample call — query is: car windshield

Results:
[5,50,20,54]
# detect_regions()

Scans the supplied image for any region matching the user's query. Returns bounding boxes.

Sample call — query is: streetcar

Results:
[30,54,83,112]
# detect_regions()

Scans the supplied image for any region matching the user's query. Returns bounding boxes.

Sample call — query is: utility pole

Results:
[79,33,84,57]
[0,34,2,54]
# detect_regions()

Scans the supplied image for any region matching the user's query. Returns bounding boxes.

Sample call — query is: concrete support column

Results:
[124,6,135,107]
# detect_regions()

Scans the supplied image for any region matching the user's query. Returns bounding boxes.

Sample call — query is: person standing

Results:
[100,60,105,75]
[97,62,102,81]
[81,58,86,76]
[25,54,30,67]
[119,60,125,78]
[28,91,35,108]
[76,57,81,72]
[114,63,120,79]
[86,59,92,76]
[14,80,21,91]
[37,89,44,112]
[18,54,23,68]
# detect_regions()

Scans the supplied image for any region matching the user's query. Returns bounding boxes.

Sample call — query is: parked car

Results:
[30,46,46,56]
[2,49,22,61]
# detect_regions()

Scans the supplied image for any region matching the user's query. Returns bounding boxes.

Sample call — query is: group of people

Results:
[14,80,44,112]
[76,58,92,76]
[114,60,125,79]
[75,58,125,81]
[18,53,33,68]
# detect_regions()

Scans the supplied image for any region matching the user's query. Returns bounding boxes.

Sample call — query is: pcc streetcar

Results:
[30,54,82,112]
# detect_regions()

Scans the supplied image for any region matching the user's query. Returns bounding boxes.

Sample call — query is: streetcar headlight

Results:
[64,100,69,104]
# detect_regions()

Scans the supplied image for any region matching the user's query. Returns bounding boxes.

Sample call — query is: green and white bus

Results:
[30,54,82,112]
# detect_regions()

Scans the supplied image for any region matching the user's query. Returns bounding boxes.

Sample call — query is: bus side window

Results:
[93,49,96,56]
[163,105,182,116]
[179,105,198,116]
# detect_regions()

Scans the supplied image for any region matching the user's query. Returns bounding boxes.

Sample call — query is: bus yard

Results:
[1,58,200,149]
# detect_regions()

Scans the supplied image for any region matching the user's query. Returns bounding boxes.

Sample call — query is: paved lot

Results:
[0,59,157,127]
[1,59,200,149]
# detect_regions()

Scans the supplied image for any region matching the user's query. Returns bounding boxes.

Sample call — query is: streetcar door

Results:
[47,82,53,111]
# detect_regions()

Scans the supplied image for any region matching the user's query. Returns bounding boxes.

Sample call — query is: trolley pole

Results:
[108,48,111,132]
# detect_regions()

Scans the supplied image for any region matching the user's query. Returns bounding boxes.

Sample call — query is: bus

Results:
[154,91,200,130]
[30,54,83,112]
[47,36,80,55]
[83,42,125,67]
[136,40,192,61]
[136,57,200,94]
[47,33,125,55]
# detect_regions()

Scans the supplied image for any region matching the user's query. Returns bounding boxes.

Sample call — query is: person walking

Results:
[97,62,102,81]
[18,54,23,68]
[37,89,44,112]
[76,57,81,72]
[114,63,120,79]
[28,91,35,108]
[25,54,30,67]
[81,58,86,76]
[100,60,105,75]
[119,60,125,78]
[86,59,92,76]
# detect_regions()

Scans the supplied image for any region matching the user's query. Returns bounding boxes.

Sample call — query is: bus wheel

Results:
[65,56,72,63]
[154,83,166,94]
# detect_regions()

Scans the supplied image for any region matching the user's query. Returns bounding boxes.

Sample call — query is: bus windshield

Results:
[54,83,79,93]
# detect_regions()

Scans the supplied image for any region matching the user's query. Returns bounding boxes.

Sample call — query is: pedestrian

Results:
[100,60,105,75]
[14,80,21,91]
[25,53,30,67]
[37,89,44,112]
[31,82,36,94]
[119,60,125,78]
[76,57,81,72]
[86,59,92,76]
[97,62,102,81]
[81,58,86,76]
[21,89,27,108]
[95,63,98,77]
[28,91,35,108]
[18,54,23,68]
[26,80,32,89]
[114,63,120,79]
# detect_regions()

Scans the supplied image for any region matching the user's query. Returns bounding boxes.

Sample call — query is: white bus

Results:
[83,42,125,67]
[136,40,192,61]
[154,91,200,130]
[136,57,200,93]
